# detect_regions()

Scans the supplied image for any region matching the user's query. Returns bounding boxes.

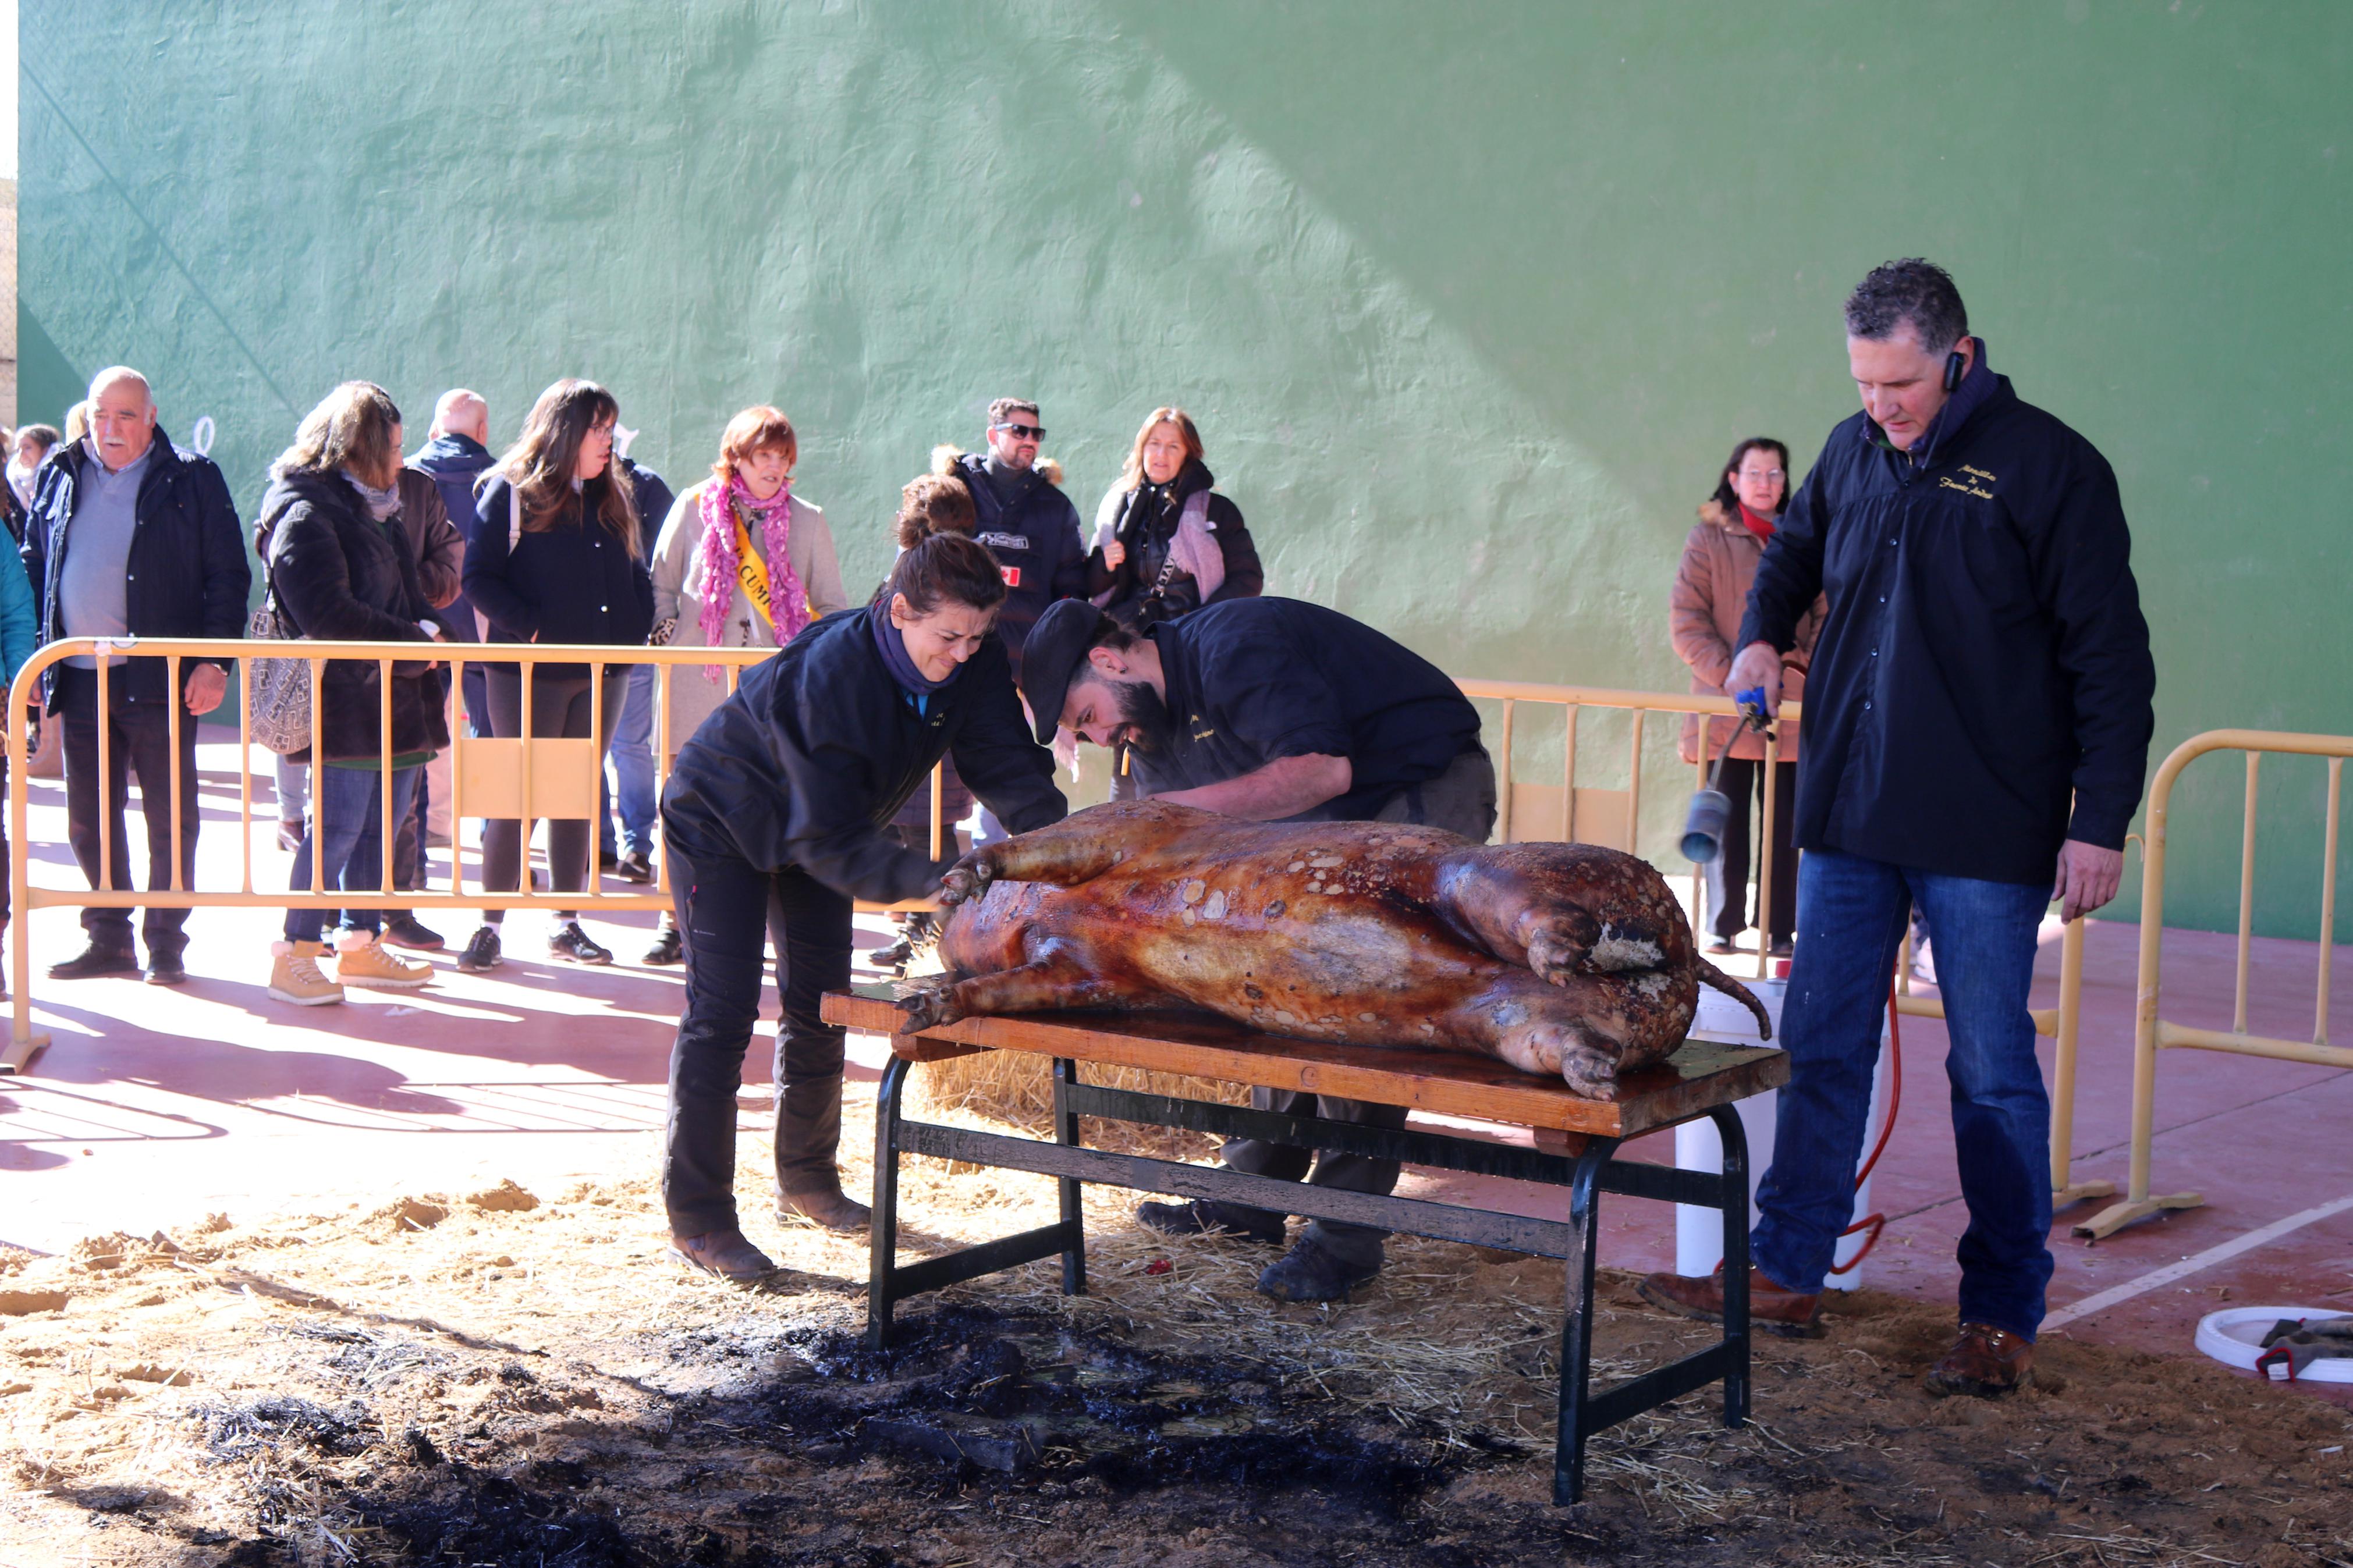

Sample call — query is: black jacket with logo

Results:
[949,451,1088,679]
[1738,351,2155,886]
[660,602,1066,899]
[22,425,251,705]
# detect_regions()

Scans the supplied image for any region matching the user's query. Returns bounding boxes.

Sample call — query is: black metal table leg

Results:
[1553,1136,1617,1506]
[1711,1102,1752,1428]
[1052,1058,1088,1296]
[867,1055,911,1349]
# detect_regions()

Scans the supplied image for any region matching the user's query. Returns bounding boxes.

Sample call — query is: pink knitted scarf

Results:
[694,474,808,678]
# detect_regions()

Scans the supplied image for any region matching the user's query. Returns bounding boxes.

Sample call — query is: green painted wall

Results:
[22,3,2353,936]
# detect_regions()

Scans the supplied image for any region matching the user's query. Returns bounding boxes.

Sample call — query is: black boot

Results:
[1257,1234,1382,1302]
[773,1075,869,1233]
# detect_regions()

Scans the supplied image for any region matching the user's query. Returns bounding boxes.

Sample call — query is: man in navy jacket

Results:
[411,390,497,730]
[1641,261,2155,1398]
[23,367,250,984]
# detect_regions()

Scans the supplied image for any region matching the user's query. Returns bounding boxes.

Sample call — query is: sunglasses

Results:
[994,422,1045,440]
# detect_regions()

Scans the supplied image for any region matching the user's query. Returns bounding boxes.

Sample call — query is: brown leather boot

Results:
[776,1183,872,1233]
[773,1074,869,1232]
[668,1228,776,1284]
[1924,1321,2035,1398]
[1637,1264,1825,1338]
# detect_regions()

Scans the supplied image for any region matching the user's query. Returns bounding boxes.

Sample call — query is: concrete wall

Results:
[21,3,2353,936]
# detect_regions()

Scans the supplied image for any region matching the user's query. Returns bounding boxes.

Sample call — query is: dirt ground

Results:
[2,1096,2349,1567]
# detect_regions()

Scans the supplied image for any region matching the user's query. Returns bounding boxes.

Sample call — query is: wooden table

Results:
[822,985,1788,1505]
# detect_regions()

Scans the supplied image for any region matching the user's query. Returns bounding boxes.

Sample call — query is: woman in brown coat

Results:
[1671,438,1822,957]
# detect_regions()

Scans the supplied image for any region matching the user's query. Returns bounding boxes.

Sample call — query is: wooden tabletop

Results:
[822,986,1786,1139]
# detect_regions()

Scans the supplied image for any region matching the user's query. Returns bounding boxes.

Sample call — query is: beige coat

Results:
[650,481,850,753]
[1670,500,1824,765]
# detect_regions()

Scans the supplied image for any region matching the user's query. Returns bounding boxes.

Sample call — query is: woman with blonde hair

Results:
[457,378,654,972]
[1088,406,1263,632]
[639,406,848,965]
[254,381,448,1004]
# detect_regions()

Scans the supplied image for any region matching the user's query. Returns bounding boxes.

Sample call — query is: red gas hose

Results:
[1825,981,1903,1275]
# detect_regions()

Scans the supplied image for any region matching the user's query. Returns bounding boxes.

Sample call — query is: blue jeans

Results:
[601,664,657,858]
[1751,849,2055,1339]
[286,765,421,943]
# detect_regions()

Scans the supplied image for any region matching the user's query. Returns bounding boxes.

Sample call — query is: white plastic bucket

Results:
[1673,977,1887,1292]
[2194,1306,2353,1384]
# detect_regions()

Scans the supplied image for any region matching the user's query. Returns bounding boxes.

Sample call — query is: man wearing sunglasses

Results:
[942,399,1091,684]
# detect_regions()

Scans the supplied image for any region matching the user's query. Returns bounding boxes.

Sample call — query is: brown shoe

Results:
[776,1185,872,1234]
[1924,1321,2035,1398]
[666,1229,776,1284]
[1637,1264,1825,1339]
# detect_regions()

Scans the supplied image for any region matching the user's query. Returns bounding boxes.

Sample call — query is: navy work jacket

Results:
[661,603,1066,901]
[950,451,1088,680]
[1738,352,2155,887]
[22,425,250,705]
[1135,596,1482,822]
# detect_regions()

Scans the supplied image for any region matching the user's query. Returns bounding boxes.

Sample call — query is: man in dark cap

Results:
[1019,595,1495,1300]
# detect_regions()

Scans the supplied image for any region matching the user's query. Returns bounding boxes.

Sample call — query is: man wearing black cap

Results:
[1019,595,1496,1300]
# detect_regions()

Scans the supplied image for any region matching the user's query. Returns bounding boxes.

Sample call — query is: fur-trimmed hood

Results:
[931,443,1062,488]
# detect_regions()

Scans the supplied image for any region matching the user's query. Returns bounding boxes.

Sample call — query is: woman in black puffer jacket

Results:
[459,378,655,972]
[1086,407,1263,633]
[257,382,448,1005]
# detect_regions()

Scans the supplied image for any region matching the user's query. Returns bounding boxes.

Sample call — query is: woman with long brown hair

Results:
[255,382,448,1004]
[457,378,654,971]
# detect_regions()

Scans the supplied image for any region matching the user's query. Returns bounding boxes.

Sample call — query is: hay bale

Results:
[904,1047,1252,1161]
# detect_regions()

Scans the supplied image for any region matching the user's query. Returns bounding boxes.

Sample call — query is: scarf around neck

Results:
[343,471,401,521]
[1736,502,1775,541]
[869,600,960,705]
[694,474,808,674]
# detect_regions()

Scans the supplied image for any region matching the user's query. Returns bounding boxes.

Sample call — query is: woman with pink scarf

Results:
[644,406,848,962]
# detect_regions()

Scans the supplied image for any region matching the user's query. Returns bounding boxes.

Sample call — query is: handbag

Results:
[246,581,312,756]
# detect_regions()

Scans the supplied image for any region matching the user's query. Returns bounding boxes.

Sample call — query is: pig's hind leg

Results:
[897,947,1156,1031]
[936,803,1197,908]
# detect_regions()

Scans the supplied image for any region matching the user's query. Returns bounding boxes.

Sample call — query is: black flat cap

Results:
[1019,598,1112,745]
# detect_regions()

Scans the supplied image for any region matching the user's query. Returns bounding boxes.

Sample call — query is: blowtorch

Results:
[1680,687,1774,863]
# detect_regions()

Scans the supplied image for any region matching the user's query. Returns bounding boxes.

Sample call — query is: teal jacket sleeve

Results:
[0,531,35,688]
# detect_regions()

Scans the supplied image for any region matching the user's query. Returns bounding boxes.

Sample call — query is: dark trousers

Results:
[55,666,200,958]
[1218,745,1500,1265]
[662,846,854,1236]
[479,667,629,924]
[1705,758,1798,945]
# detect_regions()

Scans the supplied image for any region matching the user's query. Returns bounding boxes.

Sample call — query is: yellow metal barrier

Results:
[4,635,944,1072]
[1458,677,2098,1206]
[1455,680,1803,984]
[2075,730,2353,1240]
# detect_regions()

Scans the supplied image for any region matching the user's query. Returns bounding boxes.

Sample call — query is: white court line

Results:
[2043,1192,2353,1332]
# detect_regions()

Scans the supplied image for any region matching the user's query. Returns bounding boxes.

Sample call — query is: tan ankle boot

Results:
[268,941,344,1007]
[332,932,432,990]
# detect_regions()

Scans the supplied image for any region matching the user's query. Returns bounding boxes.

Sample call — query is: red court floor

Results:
[2,740,2347,1403]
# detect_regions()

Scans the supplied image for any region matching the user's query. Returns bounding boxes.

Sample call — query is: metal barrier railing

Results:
[2,645,2099,1190]
[4,636,948,1071]
[2075,729,2353,1240]
[1456,680,1802,984]
[1459,677,2096,1201]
